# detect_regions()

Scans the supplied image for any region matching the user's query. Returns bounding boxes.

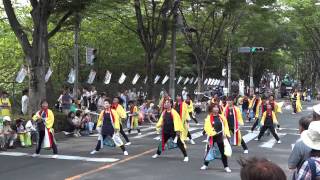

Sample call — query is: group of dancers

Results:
[31,90,303,173]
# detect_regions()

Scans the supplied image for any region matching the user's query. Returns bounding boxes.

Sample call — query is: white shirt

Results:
[21,95,29,115]
[182,90,188,100]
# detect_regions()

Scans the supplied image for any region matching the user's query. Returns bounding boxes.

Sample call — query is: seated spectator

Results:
[297,121,320,180]
[147,103,157,123]
[25,114,37,145]
[288,116,312,176]
[81,110,94,134]
[0,116,17,149]
[16,118,32,147]
[238,157,286,180]
[72,110,82,137]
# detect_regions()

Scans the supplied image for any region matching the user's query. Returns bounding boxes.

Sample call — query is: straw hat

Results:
[313,103,320,116]
[301,121,320,150]
[3,116,11,122]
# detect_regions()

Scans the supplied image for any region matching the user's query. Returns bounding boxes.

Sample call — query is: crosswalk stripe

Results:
[190,131,204,140]
[0,152,119,163]
[153,127,200,141]
[89,126,155,137]
[242,131,259,143]
[259,133,286,148]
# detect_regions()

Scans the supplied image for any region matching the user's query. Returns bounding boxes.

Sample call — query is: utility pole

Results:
[169,0,180,99]
[249,52,254,96]
[227,42,232,96]
[73,13,81,99]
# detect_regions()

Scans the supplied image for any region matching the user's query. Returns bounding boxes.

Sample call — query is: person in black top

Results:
[152,99,189,162]
[242,96,250,123]
[255,104,281,143]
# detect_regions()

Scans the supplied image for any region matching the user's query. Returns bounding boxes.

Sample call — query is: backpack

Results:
[308,158,320,180]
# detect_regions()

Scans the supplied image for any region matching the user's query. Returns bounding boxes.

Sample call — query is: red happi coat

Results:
[224,105,244,146]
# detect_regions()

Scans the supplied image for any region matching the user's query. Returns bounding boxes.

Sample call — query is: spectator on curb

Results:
[297,121,320,180]
[0,116,17,150]
[21,89,29,115]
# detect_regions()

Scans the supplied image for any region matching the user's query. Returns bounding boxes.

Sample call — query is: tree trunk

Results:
[145,54,155,99]
[196,56,202,100]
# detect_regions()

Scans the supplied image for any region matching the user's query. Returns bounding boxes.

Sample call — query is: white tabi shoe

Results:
[225,167,232,173]
[244,150,249,154]
[125,142,132,146]
[32,153,40,158]
[277,140,281,144]
[90,150,98,155]
[183,156,189,162]
[152,154,158,159]
[190,139,196,145]
[123,151,129,156]
[200,165,208,170]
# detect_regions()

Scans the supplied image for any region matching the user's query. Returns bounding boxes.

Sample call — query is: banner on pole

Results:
[204,78,208,85]
[118,73,127,84]
[162,75,169,85]
[154,75,161,84]
[67,68,75,84]
[132,74,140,85]
[86,47,95,65]
[184,77,189,85]
[194,77,198,84]
[104,70,112,84]
[45,67,53,83]
[87,70,96,84]
[177,76,183,84]
[239,79,245,96]
[15,66,27,83]
[189,77,194,84]
[144,76,148,84]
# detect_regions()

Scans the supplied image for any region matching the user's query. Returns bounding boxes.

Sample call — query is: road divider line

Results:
[0,152,119,163]
[65,148,157,180]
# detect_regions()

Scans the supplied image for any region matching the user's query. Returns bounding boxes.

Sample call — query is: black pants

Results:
[187,131,192,140]
[95,135,125,152]
[120,124,130,143]
[189,112,198,124]
[204,135,228,167]
[156,133,187,157]
[257,126,279,141]
[128,128,141,134]
[230,129,248,150]
[292,102,297,113]
[36,130,58,154]
[251,118,260,131]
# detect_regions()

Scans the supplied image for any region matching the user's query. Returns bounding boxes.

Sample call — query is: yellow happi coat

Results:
[156,109,186,142]
[291,93,302,113]
[185,100,194,114]
[32,109,55,131]
[112,104,127,124]
[223,105,243,146]
[204,114,231,138]
[97,109,121,131]
[174,101,190,141]
[260,111,278,126]
[249,97,262,118]
[129,105,139,129]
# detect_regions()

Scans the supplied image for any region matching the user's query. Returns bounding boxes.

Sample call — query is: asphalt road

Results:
[0,100,317,180]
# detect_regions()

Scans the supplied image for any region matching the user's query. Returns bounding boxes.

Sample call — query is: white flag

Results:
[104,70,112,84]
[45,67,53,83]
[132,74,140,85]
[154,75,161,84]
[189,77,194,84]
[118,73,127,84]
[177,76,183,84]
[86,47,95,65]
[15,66,27,83]
[184,77,190,85]
[87,70,96,84]
[204,78,208,85]
[162,75,169,84]
[67,68,75,84]
[144,76,148,84]
[194,77,198,84]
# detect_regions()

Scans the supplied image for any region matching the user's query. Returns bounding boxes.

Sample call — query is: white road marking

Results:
[89,126,156,137]
[0,152,119,163]
[242,131,259,143]
[259,133,287,148]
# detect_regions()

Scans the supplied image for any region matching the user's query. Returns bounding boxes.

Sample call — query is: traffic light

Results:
[251,47,264,53]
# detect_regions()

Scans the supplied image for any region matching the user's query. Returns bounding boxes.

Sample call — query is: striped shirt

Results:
[297,157,320,180]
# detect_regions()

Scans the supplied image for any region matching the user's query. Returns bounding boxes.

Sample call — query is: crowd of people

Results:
[1,86,320,179]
